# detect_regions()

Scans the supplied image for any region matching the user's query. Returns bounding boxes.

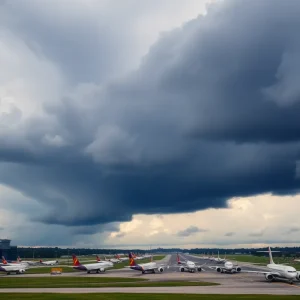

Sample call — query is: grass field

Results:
[0,277,217,288]
[0,294,299,300]
[0,277,146,288]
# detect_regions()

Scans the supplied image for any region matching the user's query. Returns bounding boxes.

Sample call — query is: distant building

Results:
[0,239,18,260]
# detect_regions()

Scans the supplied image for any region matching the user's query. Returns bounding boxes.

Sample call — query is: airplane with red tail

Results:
[127,252,166,274]
[72,254,113,274]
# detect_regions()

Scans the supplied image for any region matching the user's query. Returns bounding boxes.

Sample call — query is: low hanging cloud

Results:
[285,227,300,235]
[1,0,300,245]
[176,226,208,237]
[224,232,235,237]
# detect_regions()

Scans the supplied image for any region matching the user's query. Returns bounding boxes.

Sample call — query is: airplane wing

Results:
[243,270,281,277]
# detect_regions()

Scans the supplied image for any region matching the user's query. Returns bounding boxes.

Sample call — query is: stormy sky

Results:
[0,0,300,248]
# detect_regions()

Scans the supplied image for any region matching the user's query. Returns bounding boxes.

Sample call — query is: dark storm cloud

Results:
[115,233,126,239]
[1,0,300,232]
[176,226,208,237]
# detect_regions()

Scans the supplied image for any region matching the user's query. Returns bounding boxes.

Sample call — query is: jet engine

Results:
[264,273,274,281]
[158,267,164,273]
[236,267,241,272]
[18,269,25,273]
[100,268,105,272]
[216,267,221,272]
[296,272,300,281]
[197,267,202,272]
[180,267,185,272]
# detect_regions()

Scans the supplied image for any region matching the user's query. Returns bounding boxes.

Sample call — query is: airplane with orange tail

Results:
[0,256,28,275]
[72,254,113,274]
[127,252,166,274]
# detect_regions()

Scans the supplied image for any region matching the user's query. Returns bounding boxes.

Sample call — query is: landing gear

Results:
[190,269,195,273]
[142,271,145,274]
[152,270,155,274]
[96,269,100,274]
[87,271,91,274]
[289,280,294,285]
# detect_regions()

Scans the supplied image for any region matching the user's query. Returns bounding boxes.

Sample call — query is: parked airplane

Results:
[72,254,113,274]
[2,256,29,267]
[244,247,300,284]
[0,257,28,274]
[214,251,227,264]
[127,252,166,274]
[40,259,59,265]
[0,263,28,275]
[116,254,128,262]
[176,253,205,273]
[103,255,120,263]
[17,256,37,265]
[209,260,241,273]
[132,253,144,260]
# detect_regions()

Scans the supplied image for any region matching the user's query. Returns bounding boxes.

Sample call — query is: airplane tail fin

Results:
[72,254,81,266]
[129,252,136,266]
[96,255,101,262]
[268,247,274,264]
[177,253,181,264]
[2,256,7,264]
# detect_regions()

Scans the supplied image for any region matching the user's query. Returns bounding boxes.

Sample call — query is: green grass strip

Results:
[0,294,299,300]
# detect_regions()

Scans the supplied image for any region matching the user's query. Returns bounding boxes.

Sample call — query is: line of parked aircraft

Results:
[197,247,300,284]
[1,247,300,284]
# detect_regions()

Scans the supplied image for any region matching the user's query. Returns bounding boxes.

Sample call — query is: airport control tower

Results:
[0,239,11,258]
[0,239,17,260]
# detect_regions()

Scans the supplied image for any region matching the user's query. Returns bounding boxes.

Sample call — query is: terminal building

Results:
[0,239,17,260]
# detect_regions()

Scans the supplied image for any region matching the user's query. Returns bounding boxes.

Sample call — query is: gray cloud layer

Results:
[1,0,300,239]
[176,226,208,237]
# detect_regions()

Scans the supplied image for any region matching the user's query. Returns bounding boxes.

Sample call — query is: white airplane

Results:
[1,256,29,267]
[0,257,28,275]
[214,251,227,264]
[127,252,166,274]
[17,256,37,266]
[115,254,128,262]
[39,259,59,265]
[103,255,120,263]
[0,263,28,275]
[176,253,205,273]
[244,247,300,284]
[72,254,113,274]
[132,253,144,260]
[209,260,241,273]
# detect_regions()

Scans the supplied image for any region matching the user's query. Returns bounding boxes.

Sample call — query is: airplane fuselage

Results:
[267,263,298,281]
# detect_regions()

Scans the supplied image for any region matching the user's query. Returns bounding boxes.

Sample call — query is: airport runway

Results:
[1,253,300,295]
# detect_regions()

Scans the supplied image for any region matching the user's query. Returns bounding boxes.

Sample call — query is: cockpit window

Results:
[288,271,296,273]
